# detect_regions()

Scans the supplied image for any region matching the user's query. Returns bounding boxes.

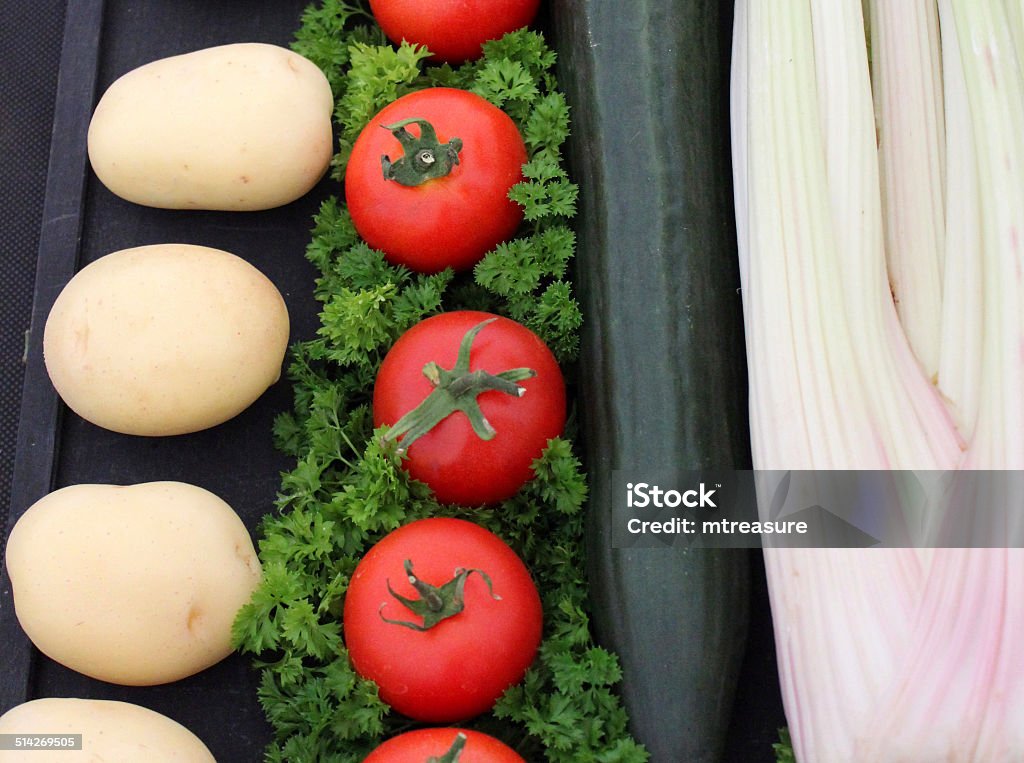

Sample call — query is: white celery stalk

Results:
[810,0,963,472]
[736,0,942,474]
[733,1,959,759]
[869,0,947,379]
[734,0,1024,754]
[936,0,983,438]
[728,0,1024,760]
[953,0,1024,469]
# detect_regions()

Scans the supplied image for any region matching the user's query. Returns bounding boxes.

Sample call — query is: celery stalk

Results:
[869,0,947,379]
[729,0,1024,759]
[953,0,1024,468]
[936,0,983,438]
[947,5,1024,749]
[734,2,954,758]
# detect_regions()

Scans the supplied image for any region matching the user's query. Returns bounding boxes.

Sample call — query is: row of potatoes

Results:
[1,43,335,761]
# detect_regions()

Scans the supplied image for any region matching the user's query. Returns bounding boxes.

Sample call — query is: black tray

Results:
[1,2,784,761]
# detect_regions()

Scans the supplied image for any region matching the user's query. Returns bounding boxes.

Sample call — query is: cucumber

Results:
[551,2,751,761]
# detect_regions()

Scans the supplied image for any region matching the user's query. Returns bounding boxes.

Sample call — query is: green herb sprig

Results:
[773,728,796,762]
[233,3,643,760]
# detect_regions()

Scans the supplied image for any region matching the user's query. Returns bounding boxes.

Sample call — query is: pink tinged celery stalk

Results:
[729,0,1024,759]
[869,0,948,380]
[949,3,1024,756]
[913,16,1019,755]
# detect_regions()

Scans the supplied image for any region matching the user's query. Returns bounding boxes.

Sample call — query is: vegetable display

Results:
[732,0,1024,760]
[346,87,527,273]
[551,1,752,761]
[344,518,542,722]
[374,312,566,505]
[232,4,646,760]
[16,0,1020,756]
[4,31,340,761]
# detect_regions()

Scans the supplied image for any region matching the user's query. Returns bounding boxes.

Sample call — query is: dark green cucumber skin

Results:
[551,2,750,761]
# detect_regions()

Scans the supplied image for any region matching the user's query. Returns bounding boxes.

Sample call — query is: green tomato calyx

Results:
[381,318,536,455]
[380,117,463,186]
[428,733,468,763]
[380,559,500,632]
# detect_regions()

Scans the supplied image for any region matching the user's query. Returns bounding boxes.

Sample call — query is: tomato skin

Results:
[343,518,542,722]
[345,88,527,274]
[369,0,541,63]
[373,311,566,506]
[363,728,525,762]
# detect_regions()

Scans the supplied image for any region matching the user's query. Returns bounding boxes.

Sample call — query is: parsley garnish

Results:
[773,728,796,762]
[233,3,645,760]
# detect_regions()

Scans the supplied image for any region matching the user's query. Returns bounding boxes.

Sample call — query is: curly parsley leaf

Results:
[774,728,797,762]
[291,0,381,97]
[237,5,646,761]
[337,41,433,141]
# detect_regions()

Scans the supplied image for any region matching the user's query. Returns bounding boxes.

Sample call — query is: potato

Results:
[43,243,289,436]
[0,698,215,762]
[4,482,261,686]
[87,42,333,211]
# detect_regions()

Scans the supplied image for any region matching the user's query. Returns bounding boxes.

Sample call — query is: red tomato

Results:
[363,728,525,762]
[373,311,565,506]
[344,518,542,722]
[369,0,541,63]
[345,88,527,274]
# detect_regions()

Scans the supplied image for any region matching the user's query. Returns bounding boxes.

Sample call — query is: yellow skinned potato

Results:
[4,482,261,686]
[0,698,215,762]
[43,243,289,436]
[87,42,333,211]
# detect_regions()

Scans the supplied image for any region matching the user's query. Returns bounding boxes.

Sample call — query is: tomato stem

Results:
[428,733,468,763]
[380,117,463,187]
[381,318,536,455]
[379,559,501,632]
